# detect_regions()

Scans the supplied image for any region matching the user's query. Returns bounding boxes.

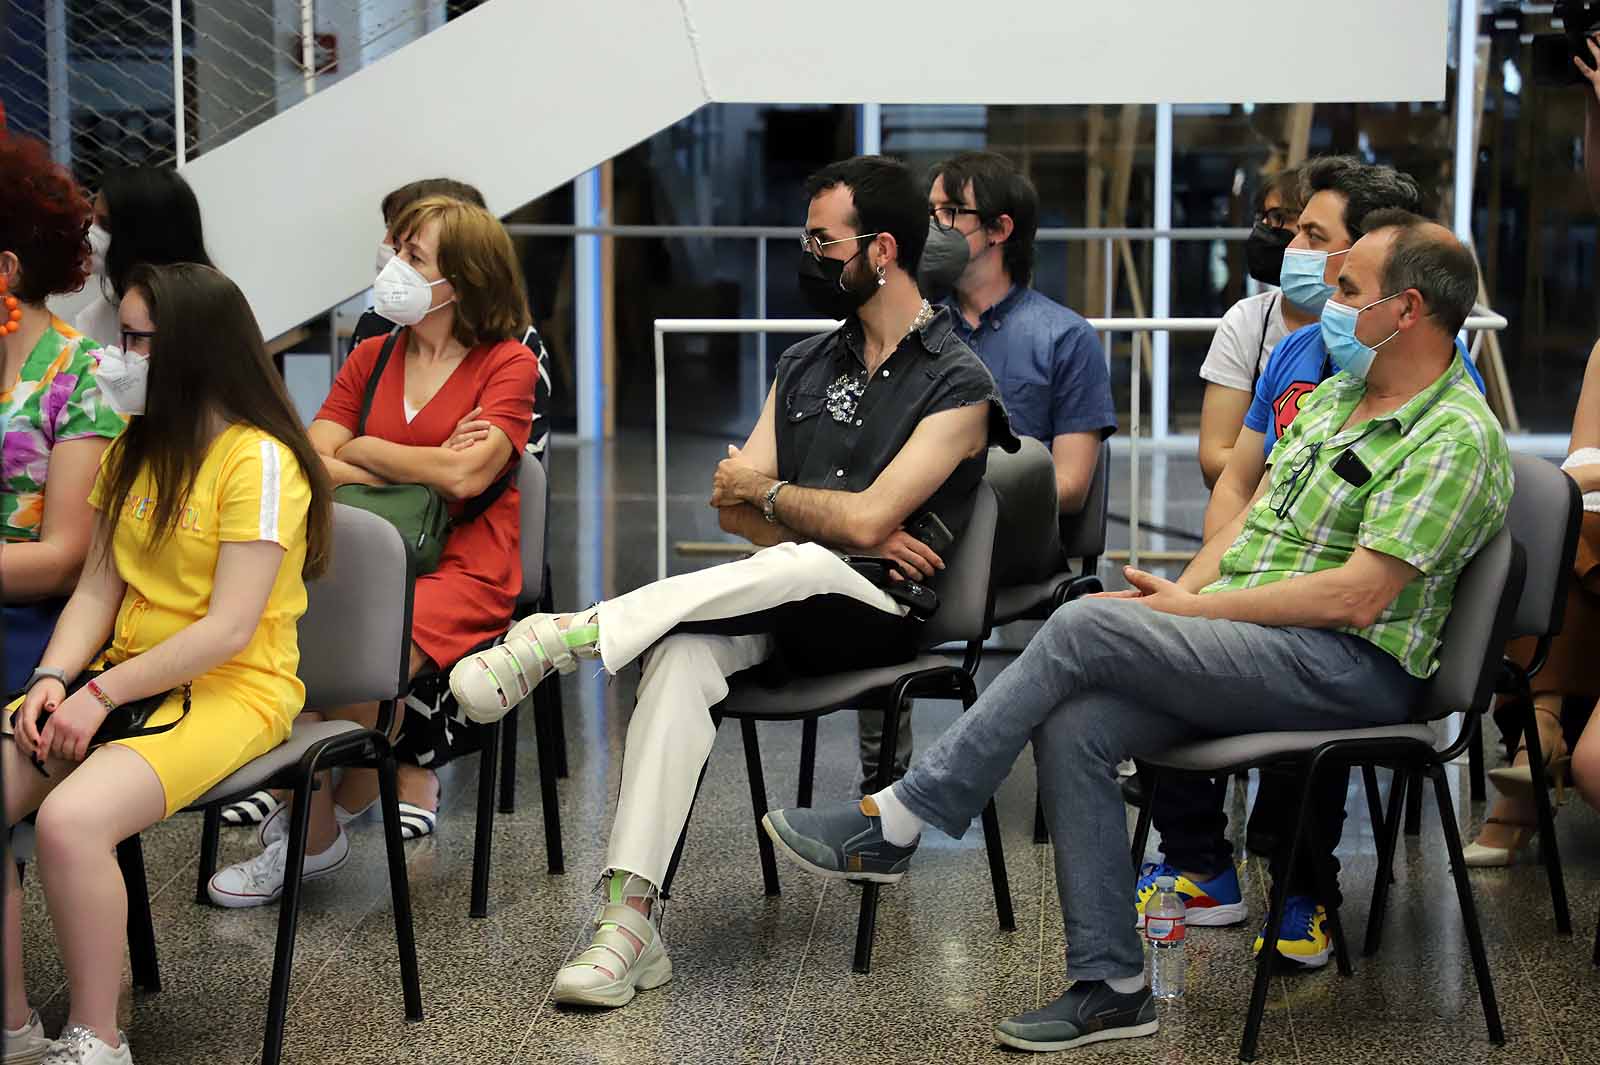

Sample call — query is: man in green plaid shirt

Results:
[766,210,1513,1052]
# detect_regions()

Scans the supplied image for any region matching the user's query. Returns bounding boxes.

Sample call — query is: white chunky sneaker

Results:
[206,830,350,908]
[552,874,672,1008]
[449,609,599,724]
[42,1025,132,1065]
[5,1010,51,1065]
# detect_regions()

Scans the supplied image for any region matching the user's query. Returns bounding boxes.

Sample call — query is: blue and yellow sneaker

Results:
[1134,862,1248,928]
[1252,895,1332,968]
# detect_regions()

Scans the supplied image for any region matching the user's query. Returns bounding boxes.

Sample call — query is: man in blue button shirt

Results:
[925,153,1116,584]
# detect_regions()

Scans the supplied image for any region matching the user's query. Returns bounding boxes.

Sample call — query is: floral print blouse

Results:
[1,318,125,542]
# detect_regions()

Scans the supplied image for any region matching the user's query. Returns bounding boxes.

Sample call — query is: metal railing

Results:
[651,313,1512,580]
[5,0,448,184]
[508,222,1250,439]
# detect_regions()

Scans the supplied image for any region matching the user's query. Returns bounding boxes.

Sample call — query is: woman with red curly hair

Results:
[1,133,126,698]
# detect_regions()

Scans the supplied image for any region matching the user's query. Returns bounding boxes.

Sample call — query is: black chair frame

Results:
[660,642,1016,974]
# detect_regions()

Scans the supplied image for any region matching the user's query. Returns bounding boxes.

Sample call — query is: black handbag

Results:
[7,671,191,772]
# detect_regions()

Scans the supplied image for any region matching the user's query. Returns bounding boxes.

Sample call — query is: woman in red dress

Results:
[208,197,539,906]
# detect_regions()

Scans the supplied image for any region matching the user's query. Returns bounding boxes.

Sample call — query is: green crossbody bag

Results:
[332,331,512,573]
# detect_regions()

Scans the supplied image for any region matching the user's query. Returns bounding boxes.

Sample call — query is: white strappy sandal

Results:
[552,898,673,1008]
[449,610,599,725]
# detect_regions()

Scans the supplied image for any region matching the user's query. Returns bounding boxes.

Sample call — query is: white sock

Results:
[867,786,924,847]
[1106,973,1146,994]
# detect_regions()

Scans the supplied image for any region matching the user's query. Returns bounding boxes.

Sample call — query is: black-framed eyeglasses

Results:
[799,231,881,262]
[121,329,156,353]
[1258,208,1297,231]
[1268,441,1322,519]
[929,205,984,232]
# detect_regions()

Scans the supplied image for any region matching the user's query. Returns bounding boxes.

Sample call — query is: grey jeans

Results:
[895,596,1420,982]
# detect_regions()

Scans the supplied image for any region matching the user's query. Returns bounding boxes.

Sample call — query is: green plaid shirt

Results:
[1204,355,1512,678]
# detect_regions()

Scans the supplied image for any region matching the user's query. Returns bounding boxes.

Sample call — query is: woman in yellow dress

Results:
[2,263,331,1065]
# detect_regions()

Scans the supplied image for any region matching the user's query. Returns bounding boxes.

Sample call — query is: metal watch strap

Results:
[25,667,68,693]
[763,479,790,523]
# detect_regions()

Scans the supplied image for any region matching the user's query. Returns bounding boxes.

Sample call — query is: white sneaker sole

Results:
[207,846,351,909]
[760,814,907,885]
[1136,900,1247,928]
[552,942,673,1008]
[995,1018,1159,1052]
[4,1043,48,1065]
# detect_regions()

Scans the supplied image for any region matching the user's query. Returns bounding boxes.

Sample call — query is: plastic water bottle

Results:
[1144,875,1187,1000]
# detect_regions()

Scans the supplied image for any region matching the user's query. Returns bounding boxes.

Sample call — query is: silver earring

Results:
[876,265,887,287]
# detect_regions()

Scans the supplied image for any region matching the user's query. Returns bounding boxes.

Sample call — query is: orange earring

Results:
[0,273,19,334]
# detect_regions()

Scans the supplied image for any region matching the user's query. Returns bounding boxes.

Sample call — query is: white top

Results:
[403,398,420,424]
[1198,289,1292,393]
[1565,448,1600,514]
[72,295,121,349]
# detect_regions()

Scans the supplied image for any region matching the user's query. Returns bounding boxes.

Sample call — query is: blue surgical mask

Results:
[1279,247,1350,312]
[1319,292,1402,380]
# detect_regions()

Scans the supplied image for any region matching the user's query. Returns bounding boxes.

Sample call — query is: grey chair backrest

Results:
[1059,439,1110,563]
[516,457,549,612]
[298,504,414,709]
[921,480,998,647]
[1505,452,1582,640]
[1415,527,1524,723]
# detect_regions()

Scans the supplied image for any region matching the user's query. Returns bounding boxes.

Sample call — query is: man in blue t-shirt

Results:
[924,152,1116,586]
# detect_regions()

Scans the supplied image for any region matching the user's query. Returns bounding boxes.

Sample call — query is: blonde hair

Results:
[390,196,531,349]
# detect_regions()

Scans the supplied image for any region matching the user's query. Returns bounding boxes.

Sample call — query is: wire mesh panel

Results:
[1,0,476,187]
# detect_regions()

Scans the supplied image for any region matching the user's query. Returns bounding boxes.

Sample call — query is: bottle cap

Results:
[1155,875,1176,890]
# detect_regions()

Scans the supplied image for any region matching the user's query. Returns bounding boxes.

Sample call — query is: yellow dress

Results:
[89,424,313,815]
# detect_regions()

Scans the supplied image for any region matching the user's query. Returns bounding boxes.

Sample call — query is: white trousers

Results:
[597,542,905,886]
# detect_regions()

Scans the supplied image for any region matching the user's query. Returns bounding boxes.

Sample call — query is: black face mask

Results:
[1245,221,1296,287]
[797,250,876,319]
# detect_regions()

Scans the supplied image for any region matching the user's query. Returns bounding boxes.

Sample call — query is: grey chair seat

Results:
[719,654,957,718]
[992,572,1072,623]
[189,720,367,809]
[1144,723,1437,774]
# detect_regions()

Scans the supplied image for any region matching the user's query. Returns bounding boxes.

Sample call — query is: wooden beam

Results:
[1284,104,1314,167]
[1084,105,1106,315]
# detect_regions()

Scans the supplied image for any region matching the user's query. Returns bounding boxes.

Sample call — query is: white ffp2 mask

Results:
[373,256,451,326]
[92,345,149,416]
[87,223,111,277]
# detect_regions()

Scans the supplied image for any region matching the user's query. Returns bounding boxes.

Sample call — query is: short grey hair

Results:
[1361,208,1479,335]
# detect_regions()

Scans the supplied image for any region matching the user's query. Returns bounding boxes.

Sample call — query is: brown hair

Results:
[380,177,485,229]
[389,196,531,350]
[1255,164,1306,218]
[100,263,333,577]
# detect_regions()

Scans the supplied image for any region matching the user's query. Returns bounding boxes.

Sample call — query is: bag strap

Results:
[456,459,516,525]
[357,330,404,437]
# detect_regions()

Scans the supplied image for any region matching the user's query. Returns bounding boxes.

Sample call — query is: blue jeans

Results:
[895,597,1420,981]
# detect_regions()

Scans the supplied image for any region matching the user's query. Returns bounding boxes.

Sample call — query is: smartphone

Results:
[905,511,954,557]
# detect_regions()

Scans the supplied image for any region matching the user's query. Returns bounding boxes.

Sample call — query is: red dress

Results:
[317,332,541,669]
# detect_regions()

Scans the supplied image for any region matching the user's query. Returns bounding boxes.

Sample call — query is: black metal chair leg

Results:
[739,719,781,896]
[1404,765,1424,836]
[194,804,222,906]
[540,574,569,780]
[1032,792,1048,844]
[1518,696,1571,933]
[852,693,909,974]
[1130,768,1159,871]
[1364,766,1409,958]
[498,703,519,815]
[530,687,564,875]
[377,750,424,1023]
[262,771,317,1065]
[1429,764,1503,1044]
[1241,759,1319,1062]
[117,836,160,993]
[980,799,1016,931]
[1362,764,1385,847]
[1468,727,1486,803]
[797,717,817,808]
[470,721,500,918]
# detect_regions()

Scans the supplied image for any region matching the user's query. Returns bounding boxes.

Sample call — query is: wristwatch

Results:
[25,667,68,693]
[762,480,790,524]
